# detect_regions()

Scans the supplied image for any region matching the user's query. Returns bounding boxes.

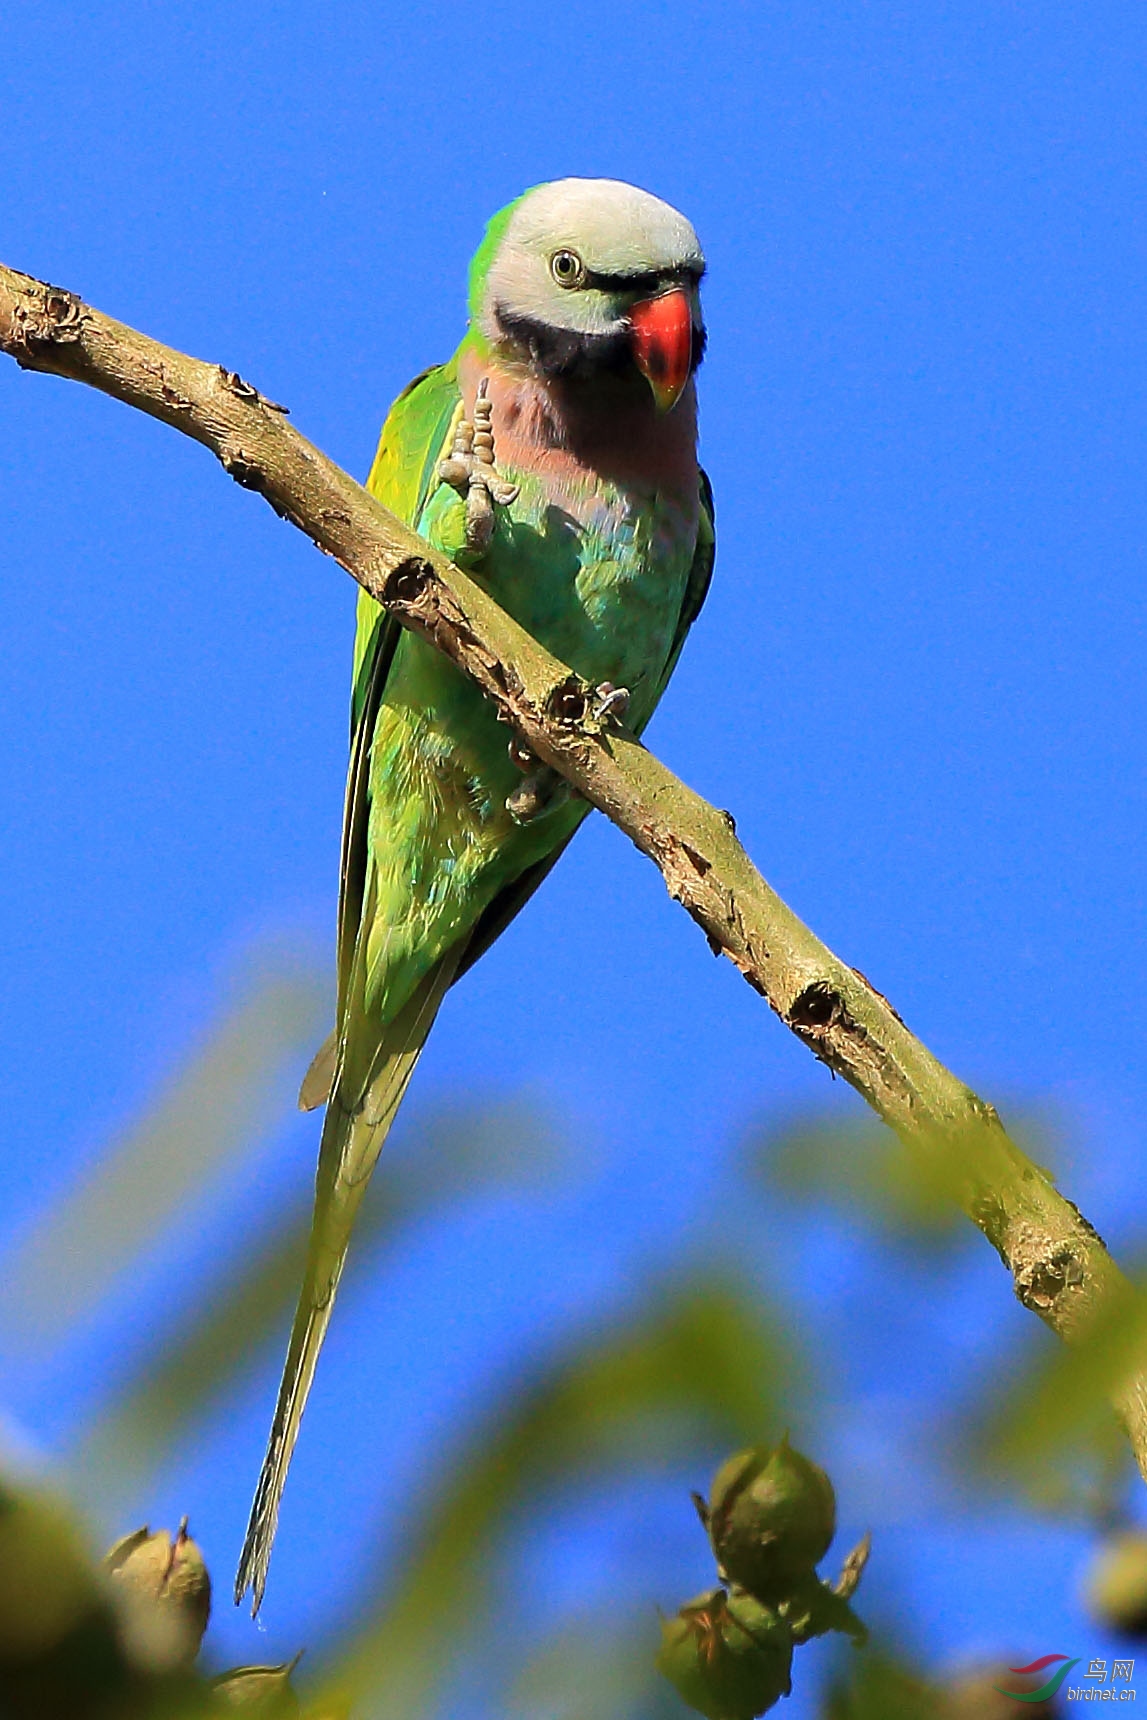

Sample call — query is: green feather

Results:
[466,188,533,320]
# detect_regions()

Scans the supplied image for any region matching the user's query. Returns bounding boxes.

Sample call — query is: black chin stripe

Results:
[494,305,632,378]
[493,304,707,380]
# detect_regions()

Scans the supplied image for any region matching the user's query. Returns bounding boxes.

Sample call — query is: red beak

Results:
[628,287,694,412]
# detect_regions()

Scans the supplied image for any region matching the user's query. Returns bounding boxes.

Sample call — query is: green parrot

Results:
[235,178,715,1610]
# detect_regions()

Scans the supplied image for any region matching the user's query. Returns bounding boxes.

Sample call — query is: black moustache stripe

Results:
[493,306,633,378]
[493,304,707,382]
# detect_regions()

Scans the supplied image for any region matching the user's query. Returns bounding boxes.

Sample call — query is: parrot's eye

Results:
[549,249,586,288]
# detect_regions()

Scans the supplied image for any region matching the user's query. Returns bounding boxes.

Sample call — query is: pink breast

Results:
[458,345,699,505]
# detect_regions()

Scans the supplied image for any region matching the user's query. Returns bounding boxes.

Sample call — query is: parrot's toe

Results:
[437,377,519,553]
[506,765,570,825]
[592,682,630,725]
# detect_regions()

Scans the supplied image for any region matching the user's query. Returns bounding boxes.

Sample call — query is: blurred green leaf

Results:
[0,969,326,1354]
[510,1615,682,1720]
[1085,1528,1147,1638]
[78,1202,318,1497]
[750,1113,966,1244]
[750,1107,1068,1257]
[967,1269,1147,1502]
[821,1645,937,1719]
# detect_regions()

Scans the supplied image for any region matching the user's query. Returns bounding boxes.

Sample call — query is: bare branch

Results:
[3,260,1145,1476]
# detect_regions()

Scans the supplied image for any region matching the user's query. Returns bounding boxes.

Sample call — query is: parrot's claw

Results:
[506,764,570,825]
[592,682,630,725]
[508,735,535,772]
[438,378,519,553]
[506,733,570,823]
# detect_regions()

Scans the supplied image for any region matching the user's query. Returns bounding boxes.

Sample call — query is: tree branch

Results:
[3,261,1144,1475]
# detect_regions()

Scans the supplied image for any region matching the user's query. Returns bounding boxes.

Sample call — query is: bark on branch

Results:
[3,261,1144,1474]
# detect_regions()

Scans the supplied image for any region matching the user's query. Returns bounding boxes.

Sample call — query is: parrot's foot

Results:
[503,684,624,824]
[592,682,630,725]
[438,379,519,553]
[507,767,569,824]
[506,738,570,824]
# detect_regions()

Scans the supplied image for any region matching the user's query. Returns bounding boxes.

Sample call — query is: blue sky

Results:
[3,1,1147,1710]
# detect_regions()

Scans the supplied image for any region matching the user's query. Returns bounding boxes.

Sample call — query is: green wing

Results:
[299,362,462,1106]
[317,362,464,1063]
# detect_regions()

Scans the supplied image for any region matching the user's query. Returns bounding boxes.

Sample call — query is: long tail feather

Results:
[234,950,461,1612]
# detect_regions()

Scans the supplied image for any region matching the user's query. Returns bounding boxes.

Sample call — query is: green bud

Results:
[705,1438,836,1596]
[1087,1531,1147,1638]
[211,1658,302,1715]
[656,1586,792,1720]
[105,1517,211,1669]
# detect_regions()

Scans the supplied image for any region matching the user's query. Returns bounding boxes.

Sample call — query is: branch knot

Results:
[788,981,846,1033]
[10,280,87,367]
[220,450,265,492]
[546,676,590,726]
[217,367,289,414]
[384,558,435,607]
[1014,1245,1086,1314]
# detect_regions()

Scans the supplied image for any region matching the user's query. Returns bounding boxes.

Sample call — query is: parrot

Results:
[235,177,715,1611]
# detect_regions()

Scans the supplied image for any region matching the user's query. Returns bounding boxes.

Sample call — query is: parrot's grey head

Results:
[470,178,706,411]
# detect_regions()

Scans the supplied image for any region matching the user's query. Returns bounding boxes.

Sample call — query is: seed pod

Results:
[705,1439,836,1597]
[211,1658,302,1715]
[657,1585,792,1720]
[105,1518,211,1669]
